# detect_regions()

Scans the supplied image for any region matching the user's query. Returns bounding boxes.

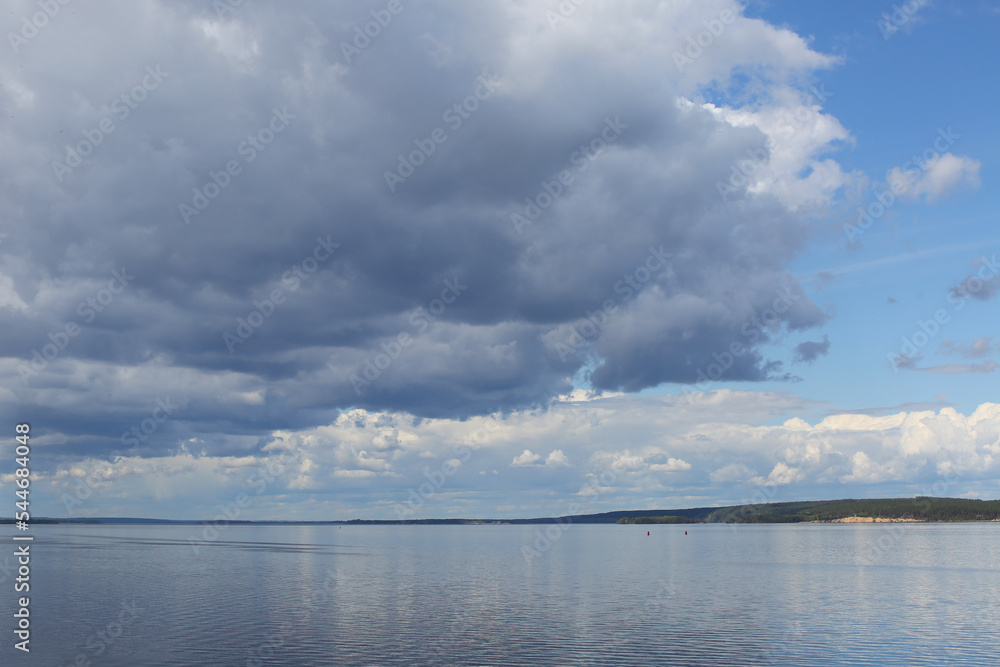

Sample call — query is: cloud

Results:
[702,84,855,211]
[914,361,999,375]
[889,354,919,371]
[949,257,1000,302]
[890,350,998,374]
[938,337,995,359]
[841,451,897,484]
[510,449,571,468]
[792,335,830,364]
[25,391,1000,519]
[649,457,692,473]
[0,0,850,465]
[709,462,755,483]
[842,399,954,417]
[887,153,981,202]
[750,461,805,486]
[545,449,571,467]
[511,449,543,467]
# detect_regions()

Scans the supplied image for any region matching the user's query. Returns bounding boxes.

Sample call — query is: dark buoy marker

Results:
[647,531,650,535]
[685,531,687,535]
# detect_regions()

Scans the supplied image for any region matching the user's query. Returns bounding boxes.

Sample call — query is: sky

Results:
[1,0,998,521]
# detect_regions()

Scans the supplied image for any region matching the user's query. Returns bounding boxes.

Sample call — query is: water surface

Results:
[2,522,998,666]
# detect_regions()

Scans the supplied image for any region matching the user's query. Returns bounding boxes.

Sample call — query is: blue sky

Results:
[670,0,1000,416]
[1,0,998,520]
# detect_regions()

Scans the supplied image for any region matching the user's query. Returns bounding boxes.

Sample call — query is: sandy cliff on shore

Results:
[818,516,924,523]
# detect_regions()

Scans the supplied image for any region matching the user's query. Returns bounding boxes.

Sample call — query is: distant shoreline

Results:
[6,497,1000,526]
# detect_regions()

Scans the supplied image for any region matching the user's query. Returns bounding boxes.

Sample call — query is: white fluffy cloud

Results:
[545,449,571,467]
[511,449,543,467]
[705,84,856,210]
[32,392,1000,519]
[887,153,982,201]
[511,448,571,467]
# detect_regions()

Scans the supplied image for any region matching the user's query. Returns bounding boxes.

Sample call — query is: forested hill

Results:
[614,497,1000,524]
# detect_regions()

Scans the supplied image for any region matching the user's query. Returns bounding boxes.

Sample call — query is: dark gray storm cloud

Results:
[0,0,835,464]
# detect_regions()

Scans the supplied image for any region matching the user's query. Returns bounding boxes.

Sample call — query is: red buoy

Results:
[647,531,650,535]
[685,531,687,535]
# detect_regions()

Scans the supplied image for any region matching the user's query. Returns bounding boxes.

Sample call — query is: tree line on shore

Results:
[616,497,1000,524]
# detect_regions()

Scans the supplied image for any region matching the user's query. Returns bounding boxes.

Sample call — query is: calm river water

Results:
[1,522,998,666]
